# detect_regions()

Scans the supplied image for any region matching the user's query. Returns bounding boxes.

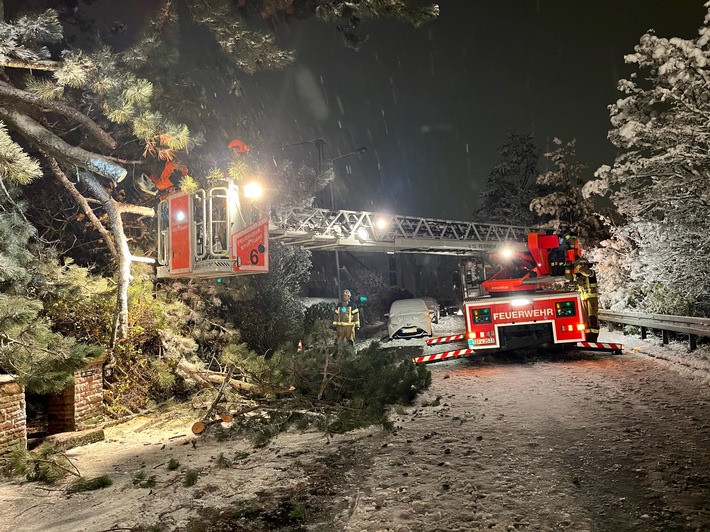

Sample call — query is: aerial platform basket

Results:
[156,183,269,279]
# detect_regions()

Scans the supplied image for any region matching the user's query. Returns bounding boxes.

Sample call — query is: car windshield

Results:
[422,297,438,311]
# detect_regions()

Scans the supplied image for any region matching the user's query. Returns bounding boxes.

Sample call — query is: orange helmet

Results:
[228,139,249,154]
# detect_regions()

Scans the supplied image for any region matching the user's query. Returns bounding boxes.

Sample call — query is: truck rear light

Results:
[562,324,585,332]
[467,332,475,340]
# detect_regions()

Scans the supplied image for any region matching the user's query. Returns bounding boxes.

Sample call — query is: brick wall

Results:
[74,360,105,427]
[48,359,104,433]
[1,360,105,450]
[0,375,26,453]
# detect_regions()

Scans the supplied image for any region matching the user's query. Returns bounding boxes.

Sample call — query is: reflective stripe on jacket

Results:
[333,303,360,327]
[576,272,597,297]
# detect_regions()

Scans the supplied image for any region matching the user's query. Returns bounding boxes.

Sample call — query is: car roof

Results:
[390,298,428,312]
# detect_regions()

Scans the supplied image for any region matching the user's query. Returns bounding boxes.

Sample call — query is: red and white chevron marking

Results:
[426,334,466,345]
[574,342,624,352]
[412,348,476,364]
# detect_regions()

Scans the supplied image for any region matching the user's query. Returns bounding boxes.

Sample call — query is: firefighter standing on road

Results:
[333,289,360,344]
[570,258,599,342]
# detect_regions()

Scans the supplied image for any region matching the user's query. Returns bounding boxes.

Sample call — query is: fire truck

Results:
[415,232,622,364]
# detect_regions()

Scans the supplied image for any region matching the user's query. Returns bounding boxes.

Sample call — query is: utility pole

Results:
[328,147,367,295]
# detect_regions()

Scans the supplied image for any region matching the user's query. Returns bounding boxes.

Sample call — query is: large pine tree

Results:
[0,190,102,393]
[530,138,605,245]
[0,0,439,352]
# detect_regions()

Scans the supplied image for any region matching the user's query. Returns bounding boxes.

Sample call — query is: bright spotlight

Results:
[357,228,369,241]
[501,247,513,258]
[376,217,389,230]
[511,298,532,307]
[243,182,263,199]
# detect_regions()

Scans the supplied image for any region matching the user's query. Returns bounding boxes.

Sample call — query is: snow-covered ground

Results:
[3,316,710,531]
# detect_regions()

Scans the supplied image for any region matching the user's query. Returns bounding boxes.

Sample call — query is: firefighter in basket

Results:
[567,258,599,342]
[332,289,360,345]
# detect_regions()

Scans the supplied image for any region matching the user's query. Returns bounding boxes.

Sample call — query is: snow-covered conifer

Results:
[473,132,541,226]
[587,5,710,314]
[530,138,604,245]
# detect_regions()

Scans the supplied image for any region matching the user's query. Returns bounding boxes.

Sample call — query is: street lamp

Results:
[327,146,367,295]
[274,138,326,173]
[327,146,367,211]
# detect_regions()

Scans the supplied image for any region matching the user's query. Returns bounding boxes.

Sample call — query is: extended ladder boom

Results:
[269,207,544,254]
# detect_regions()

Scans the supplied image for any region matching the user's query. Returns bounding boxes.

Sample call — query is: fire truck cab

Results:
[463,231,587,352]
[464,291,586,351]
[156,182,269,279]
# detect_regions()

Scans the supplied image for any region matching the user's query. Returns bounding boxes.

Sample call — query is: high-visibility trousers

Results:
[581,294,599,334]
[335,324,356,342]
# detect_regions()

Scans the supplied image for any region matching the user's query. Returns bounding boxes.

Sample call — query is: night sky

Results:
[234,1,706,221]
[12,1,706,222]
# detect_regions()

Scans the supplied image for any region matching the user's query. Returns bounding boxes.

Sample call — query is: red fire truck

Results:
[415,232,622,364]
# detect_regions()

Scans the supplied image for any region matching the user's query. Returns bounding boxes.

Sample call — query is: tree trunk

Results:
[78,171,131,344]
[0,106,127,182]
[45,157,119,259]
[176,359,258,393]
[0,82,117,149]
[192,366,235,435]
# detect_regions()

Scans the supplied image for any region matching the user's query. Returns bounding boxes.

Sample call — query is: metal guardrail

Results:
[599,310,710,351]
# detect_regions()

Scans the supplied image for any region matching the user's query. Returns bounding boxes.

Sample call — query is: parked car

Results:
[422,297,440,324]
[386,298,433,339]
[437,299,462,317]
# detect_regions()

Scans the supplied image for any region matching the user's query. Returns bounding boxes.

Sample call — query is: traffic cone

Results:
[297,340,303,352]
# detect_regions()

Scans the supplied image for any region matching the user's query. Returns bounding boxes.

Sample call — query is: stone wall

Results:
[0,375,26,452]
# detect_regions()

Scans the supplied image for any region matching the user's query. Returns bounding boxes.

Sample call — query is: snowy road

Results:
[325,323,710,531]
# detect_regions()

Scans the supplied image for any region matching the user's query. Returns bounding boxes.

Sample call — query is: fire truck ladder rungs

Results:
[269,207,545,254]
